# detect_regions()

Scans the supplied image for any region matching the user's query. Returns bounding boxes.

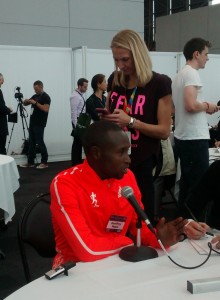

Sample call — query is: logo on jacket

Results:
[118,187,122,198]
[90,192,99,207]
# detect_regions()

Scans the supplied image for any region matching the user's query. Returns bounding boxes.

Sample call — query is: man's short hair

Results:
[34,80,43,87]
[83,121,123,155]
[77,78,88,87]
[183,38,212,60]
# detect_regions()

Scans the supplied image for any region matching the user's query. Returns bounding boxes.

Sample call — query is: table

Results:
[4,239,220,300]
[0,155,20,223]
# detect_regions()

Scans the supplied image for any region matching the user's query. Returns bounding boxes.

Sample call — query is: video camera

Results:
[15,86,23,100]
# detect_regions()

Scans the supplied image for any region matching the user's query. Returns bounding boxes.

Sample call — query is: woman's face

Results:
[98,77,107,91]
[112,47,136,77]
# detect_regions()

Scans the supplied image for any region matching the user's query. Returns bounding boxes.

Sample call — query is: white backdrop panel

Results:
[72,48,114,99]
[150,52,177,79]
[0,46,72,159]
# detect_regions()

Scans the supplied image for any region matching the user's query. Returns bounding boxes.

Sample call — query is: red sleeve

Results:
[50,176,134,263]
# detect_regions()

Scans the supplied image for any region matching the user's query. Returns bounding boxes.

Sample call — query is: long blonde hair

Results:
[110,29,153,87]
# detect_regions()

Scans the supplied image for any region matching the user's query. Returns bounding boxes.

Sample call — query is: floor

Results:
[0,160,178,300]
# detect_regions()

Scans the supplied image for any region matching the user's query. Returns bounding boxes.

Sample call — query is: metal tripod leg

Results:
[7,99,29,155]
[0,248,6,259]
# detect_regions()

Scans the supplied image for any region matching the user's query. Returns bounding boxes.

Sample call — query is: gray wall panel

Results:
[180,8,208,50]
[208,6,220,50]
[156,4,220,53]
[69,0,144,32]
[0,0,144,48]
[156,14,180,52]
[0,24,70,47]
[0,0,69,27]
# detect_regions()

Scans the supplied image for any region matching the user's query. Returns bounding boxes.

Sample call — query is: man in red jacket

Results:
[50,121,186,267]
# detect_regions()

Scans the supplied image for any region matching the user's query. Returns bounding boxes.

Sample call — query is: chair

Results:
[153,139,178,220]
[17,192,56,283]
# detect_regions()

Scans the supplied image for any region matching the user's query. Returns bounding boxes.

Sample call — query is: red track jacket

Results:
[50,160,160,267]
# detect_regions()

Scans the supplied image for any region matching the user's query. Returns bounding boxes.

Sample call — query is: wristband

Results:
[184,219,193,228]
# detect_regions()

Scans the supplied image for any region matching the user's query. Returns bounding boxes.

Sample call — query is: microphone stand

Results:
[119,217,158,262]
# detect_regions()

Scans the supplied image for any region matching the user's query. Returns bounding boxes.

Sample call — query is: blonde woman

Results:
[102,29,172,223]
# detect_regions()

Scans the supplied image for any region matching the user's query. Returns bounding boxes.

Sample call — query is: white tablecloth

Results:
[4,238,220,300]
[0,155,20,223]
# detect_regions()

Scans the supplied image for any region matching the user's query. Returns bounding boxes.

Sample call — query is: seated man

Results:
[182,159,220,230]
[50,121,203,267]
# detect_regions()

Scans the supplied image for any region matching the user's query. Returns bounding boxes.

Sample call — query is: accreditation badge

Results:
[106,215,127,233]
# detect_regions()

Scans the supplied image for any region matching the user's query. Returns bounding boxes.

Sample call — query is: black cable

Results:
[208,242,220,255]
[164,241,220,269]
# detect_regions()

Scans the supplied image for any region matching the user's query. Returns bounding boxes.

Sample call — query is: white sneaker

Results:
[36,163,48,169]
[20,163,35,168]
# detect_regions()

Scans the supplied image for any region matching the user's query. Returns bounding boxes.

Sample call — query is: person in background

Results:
[20,80,51,169]
[0,73,13,231]
[183,218,220,254]
[172,38,219,215]
[70,78,88,166]
[0,73,13,155]
[101,29,172,224]
[50,120,187,266]
[86,74,107,121]
[180,160,220,230]
[215,140,220,148]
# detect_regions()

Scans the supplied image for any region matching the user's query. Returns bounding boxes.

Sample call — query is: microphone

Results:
[119,186,158,262]
[121,186,155,234]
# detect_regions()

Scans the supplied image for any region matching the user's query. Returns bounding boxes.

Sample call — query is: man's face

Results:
[96,131,131,180]
[112,47,136,77]
[197,46,209,69]
[79,82,88,93]
[0,76,4,87]
[34,84,43,95]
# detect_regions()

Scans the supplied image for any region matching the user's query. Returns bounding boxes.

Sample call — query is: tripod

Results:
[7,96,29,155]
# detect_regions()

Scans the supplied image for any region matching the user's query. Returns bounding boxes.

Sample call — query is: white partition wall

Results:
[72,47,115,98]
[0,46,73,162]
[150,52,178,79]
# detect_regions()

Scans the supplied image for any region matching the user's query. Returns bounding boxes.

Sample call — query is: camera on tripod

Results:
[15,86,23,100]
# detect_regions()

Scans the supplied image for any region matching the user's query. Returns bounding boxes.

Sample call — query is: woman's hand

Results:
[101,109,131,128]
[215,141,220,148]
[183,220,210,240]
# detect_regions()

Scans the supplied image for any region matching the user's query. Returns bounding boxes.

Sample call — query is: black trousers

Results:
[28,125,48,164]
[130,157,155,224]
[71,135,83,166]
[0,135,7,155]
[186,160,220,229]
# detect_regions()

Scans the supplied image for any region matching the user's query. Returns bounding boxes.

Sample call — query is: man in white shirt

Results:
[70,78,88,166]
[172,37,219,215]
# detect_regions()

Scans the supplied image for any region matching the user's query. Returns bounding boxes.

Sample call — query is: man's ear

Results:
[91,146,101,160]
[194,50,200,59]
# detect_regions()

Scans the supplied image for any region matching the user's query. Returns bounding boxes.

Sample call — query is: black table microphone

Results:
[119,186,158,262]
